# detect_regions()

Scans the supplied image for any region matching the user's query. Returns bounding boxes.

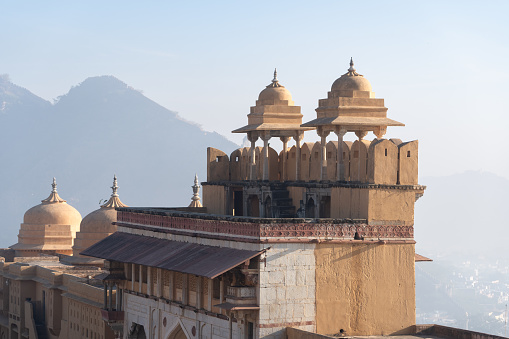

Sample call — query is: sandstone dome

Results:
[23,178,81,226]
[331,59,372,92]
[24,202,82,226]
[257,69,293,103]
[78,208,117,233]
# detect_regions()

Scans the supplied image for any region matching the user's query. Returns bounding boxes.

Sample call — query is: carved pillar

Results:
[247,132,258,181]
[280,136,291,181]
[355,130,368,182]
[335,127,347,181]
[317,127,330,181]
[374,126,387,139]
[261,132,271,181]
[295,131,304,181]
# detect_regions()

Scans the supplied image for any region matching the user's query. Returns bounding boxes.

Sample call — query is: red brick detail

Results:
[117,211,413,239]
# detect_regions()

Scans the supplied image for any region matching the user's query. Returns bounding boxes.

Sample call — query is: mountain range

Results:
[0,74,238,247]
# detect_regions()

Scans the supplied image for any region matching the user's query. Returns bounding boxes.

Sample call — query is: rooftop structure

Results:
[10,178,82,257]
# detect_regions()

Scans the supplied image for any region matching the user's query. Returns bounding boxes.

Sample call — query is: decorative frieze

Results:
[117,210,413,240]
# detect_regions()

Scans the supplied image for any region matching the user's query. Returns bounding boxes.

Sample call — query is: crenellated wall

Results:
[207,138,418,185]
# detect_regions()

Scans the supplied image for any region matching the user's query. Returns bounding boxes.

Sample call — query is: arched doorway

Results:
[168,323,187,339]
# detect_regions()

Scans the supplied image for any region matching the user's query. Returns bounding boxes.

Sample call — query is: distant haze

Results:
[0,75,237,247]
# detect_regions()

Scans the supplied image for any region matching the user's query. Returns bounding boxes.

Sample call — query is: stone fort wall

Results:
[207,138,418,185]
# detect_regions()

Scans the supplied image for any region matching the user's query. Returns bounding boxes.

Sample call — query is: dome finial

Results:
[348,57,355,72]
[51,177,57,193]
[41,177,66,204]
[111,174,119,197]
[273,68,278,83]
[101,175,128,209]
[189,174,203,208]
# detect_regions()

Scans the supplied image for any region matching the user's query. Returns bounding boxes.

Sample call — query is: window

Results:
[385,148,388,156]
[407,150,411,157]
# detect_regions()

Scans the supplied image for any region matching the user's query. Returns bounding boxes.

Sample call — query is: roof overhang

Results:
[81,232,264,279]
[232,123,313,134]
[302,116,404,128]
[415,253,433,262]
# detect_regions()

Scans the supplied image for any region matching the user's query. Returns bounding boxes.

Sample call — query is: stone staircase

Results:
[269,184,296,218]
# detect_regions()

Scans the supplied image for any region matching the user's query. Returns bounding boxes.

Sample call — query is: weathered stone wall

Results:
[202,185,226,215]
[259,243,316,338]
[314,242,415,336]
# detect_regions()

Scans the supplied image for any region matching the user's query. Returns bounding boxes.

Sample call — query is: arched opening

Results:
[264,196,272,218]
[247,195,260,217]
[167,323,187,339]
[306,198,315,218]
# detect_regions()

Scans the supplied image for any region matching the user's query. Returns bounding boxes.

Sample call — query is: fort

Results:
[0,60,498,339]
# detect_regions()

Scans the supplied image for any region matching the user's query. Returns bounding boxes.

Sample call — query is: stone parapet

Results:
[116,208,414,242]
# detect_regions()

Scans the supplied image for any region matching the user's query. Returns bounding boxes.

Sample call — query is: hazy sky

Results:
[2,1,508,180]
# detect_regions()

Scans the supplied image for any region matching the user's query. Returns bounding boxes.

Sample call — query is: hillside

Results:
[0,75,238,247]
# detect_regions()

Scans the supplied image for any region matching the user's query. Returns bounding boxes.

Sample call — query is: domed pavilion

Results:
[10,178,82,257]
[73,175,127,257]
[233,69,312,181]
[302,58,404,181]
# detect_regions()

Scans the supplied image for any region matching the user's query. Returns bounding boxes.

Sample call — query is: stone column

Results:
[169,271,174,300]
[139,265,142,293]
[131,264,135,290]
[196,277,202,309]
[335,127,347,181]
[115,285,120,310]
[147,266,152,296]
[247,132,258,181]
[156,269,162,298]
[108,283,113,311]
[103,283,107,309]
[355,131,368,182]
[261,132,271,181]
[207,280,213,311]
[280,136,291,181]
[318,127,330,181]
[295,131,304,181]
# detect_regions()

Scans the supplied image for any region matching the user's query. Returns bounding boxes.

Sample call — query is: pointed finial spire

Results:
[189,174,203,208]
[111,174,119,197]
[41,177,66,203]
[343,57,362,77]
[51,177,57,193]
[101,175,128,208]
[348,57,355,72]
[272,68,278,83]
